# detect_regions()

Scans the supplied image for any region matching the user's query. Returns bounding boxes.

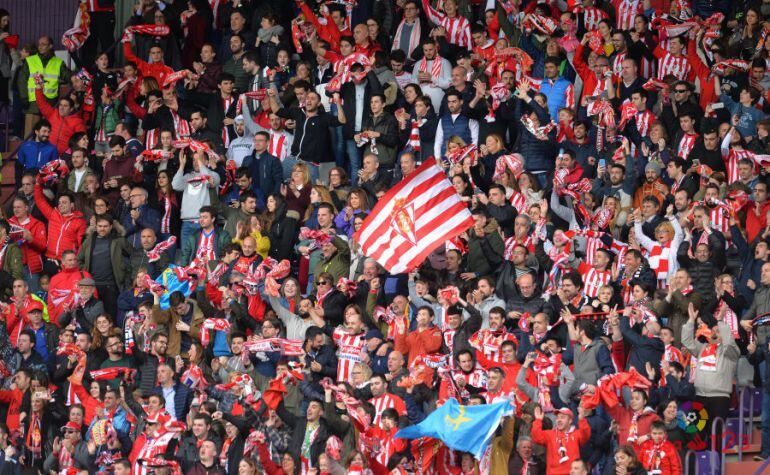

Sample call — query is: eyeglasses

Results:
[674,89,687,93]
[317,281,329,285]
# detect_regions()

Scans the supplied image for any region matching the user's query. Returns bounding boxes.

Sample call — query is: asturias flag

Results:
[394,398,514,459]
[155,264,194,309]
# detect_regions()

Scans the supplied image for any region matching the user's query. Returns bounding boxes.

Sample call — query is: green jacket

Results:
[178,227,232,266]
[77,230,132,289]
[312,236,351,292]
[467,218,505,277]
[2,242,24,282]
[93,99,123,140]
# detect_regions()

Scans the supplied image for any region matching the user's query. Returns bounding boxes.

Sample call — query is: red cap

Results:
[61,421,82,433]
[556,407,574,419]
[27,300,44,313]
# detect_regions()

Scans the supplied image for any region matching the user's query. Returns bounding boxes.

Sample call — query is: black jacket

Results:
[620,315,665,379]
[338,71,383,139]
[276,401,345,467]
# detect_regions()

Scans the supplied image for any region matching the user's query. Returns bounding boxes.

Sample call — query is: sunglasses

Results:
[317,281,329,285]
[674,89,687,93]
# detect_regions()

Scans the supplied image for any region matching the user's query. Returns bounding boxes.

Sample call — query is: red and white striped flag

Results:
[354,157,473,274]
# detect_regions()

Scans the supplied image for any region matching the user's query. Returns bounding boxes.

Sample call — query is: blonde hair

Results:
[292,162,311,186]
[352,362,372,381]
[655,221,674,240]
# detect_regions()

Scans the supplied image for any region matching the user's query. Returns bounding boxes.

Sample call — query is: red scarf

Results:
[521,116,556,140]
[25,412,43,456]
[419,55,443,79]
[699,344,718,372]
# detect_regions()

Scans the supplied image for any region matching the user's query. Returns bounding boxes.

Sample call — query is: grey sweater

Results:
[682,321,739,398]
[171,164,220,221]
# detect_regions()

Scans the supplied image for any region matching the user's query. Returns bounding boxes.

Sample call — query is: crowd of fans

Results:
[0,0,769,473]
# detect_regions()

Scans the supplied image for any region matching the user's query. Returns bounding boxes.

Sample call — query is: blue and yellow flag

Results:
[155,265,194,309]
[394,398,514,459]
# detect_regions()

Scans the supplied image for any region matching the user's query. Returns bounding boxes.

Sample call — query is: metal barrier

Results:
[684,449,697,475]
[738,387,747,461]
[711,417,726,475]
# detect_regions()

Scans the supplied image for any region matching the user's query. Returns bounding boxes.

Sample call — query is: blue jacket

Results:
[152,383,193,421]
[121,204,161,248]
[243,151,283,205]
[17,140,57,170]
[513,97,558,173]
[539,77,573,120]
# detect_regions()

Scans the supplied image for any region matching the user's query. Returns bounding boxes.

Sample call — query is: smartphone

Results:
[598,158,606,170]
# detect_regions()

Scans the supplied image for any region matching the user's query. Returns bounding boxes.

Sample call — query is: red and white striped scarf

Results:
[699,343,718,372]
[648,242,673,288]
[419,55,444,79]
[408,120,422,151]
[161,195,172,234]
[171,110,191,139]
[392,18,421,58]
[268,132,288,160]
[678,133,698,160]
[521,116,556,140]
[221,96,235,147]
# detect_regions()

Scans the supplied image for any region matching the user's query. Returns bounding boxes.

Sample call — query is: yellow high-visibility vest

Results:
[26,54,63,101]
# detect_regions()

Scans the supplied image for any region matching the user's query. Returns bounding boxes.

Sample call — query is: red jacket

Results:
[47,266,93,326]
[35,88,86,154]
[638,439,682,475]
[605,405,660,448]
[73,382,104,425]
[394,325,443,367]
[531,418,591,475]
[0,388,25,431]
[123,42,173,87]
[33,184,87,260]
[8,214,47,274]
[5,295,47,346]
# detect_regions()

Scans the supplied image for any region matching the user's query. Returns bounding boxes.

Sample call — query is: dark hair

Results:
[34,119,51,132]
[199,205,217,218]
[19,329,36,346]
[218,72,236,84]
[169,291,186,307]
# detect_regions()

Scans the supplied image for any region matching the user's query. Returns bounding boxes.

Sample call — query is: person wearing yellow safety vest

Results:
[15,36,71,137]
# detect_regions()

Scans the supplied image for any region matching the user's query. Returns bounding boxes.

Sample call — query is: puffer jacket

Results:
[512,97,558,173]
[35,88,86,153]
[33,184,87,260]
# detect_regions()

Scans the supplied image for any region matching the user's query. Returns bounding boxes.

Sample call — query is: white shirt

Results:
[434,113,480,158]
[354,83,366,132]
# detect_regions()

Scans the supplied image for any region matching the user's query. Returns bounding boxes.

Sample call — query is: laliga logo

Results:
[677,401,708,434]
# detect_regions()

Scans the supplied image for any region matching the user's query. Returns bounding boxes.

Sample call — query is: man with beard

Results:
[297,204,336,292]
[614,249,656,305]
[439,349,488,402]
[690,127,725,174]
[592,141,635,210]
[632,162,668,210]
[127,228,171,283]
[98,334,133,390]
[269,88,346,184]
[102,136,142,207]
[565,120,598,175]
[339,63,383,185]
[225,115,254,167]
